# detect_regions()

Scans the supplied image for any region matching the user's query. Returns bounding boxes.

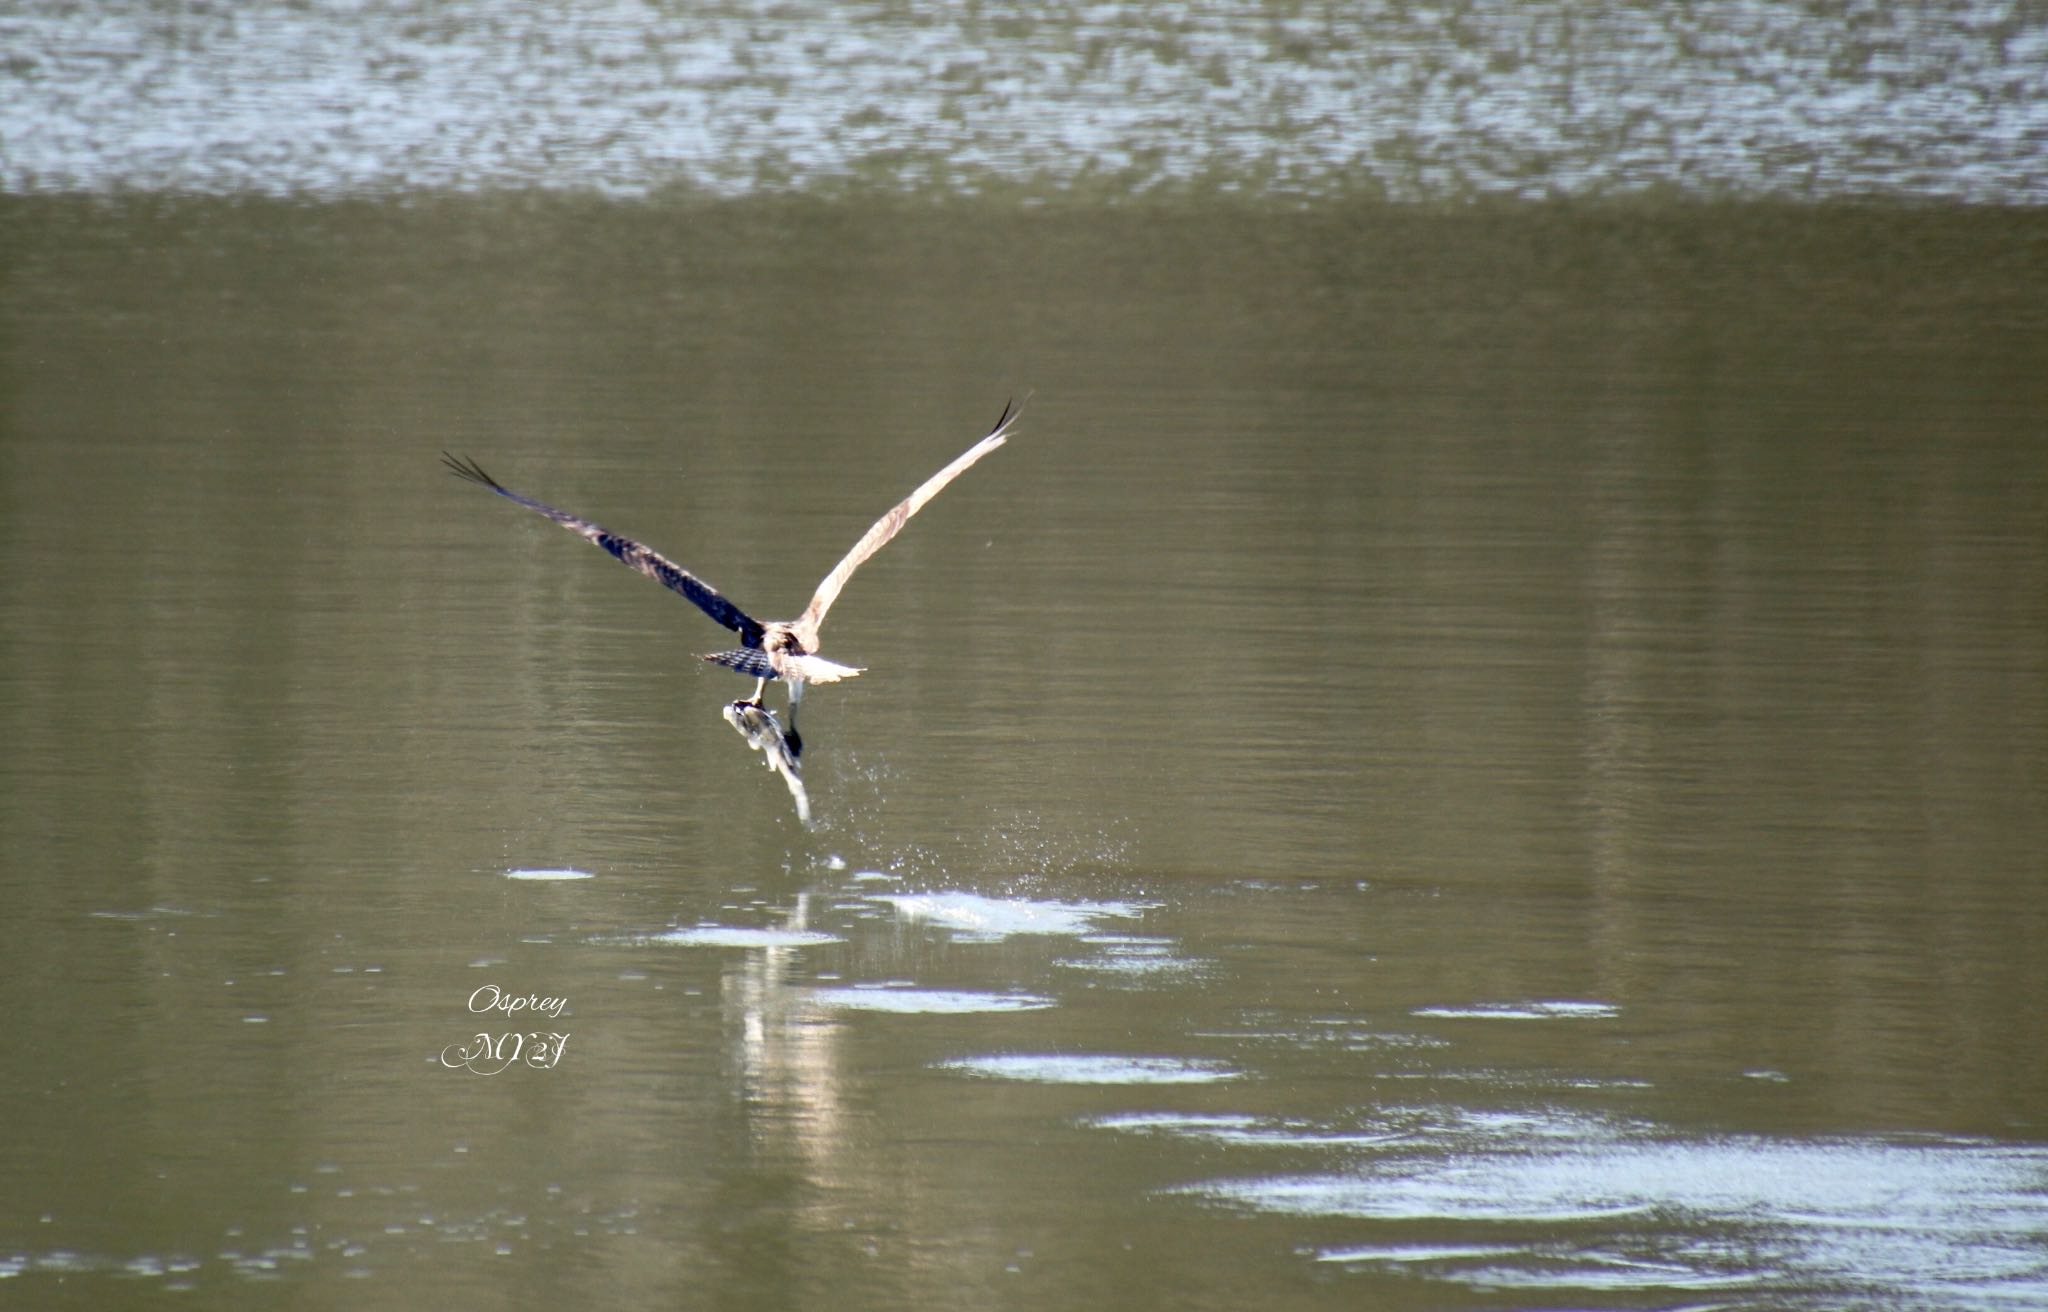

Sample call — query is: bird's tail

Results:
[783,654,864,684]
[703,649,775,678]
[702,648,862,683]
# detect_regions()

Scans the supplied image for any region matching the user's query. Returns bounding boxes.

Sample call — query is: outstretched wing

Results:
[791,398,1021,648]
[443,454,765,645]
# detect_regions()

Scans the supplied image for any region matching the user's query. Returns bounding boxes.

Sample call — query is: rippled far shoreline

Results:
[3,0,2044,203]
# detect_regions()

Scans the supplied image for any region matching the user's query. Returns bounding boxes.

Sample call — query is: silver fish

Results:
[721,699,810,826]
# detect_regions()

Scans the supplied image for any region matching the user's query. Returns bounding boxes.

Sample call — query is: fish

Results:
[721,699,811,825]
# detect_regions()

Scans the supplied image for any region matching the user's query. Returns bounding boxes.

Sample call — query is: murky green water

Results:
[3,192,2044,1309]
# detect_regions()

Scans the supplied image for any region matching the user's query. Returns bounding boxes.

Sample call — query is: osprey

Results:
[444,400,1018,757]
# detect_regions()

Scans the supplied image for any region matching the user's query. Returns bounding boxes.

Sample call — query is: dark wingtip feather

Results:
[442,452,505,491]
[989,390,1031,438]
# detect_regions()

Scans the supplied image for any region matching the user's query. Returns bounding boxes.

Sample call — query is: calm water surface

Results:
[3,196,2046,1309]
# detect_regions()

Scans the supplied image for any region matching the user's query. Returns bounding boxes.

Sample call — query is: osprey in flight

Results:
[443,400,1019,758]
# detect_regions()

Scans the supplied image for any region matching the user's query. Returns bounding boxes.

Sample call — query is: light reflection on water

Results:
[1183,1114,2048,1306]
[875,890,1153,939]
[806,986,1055,1015]
[4,0,2045,201]
[17,875,2047,1306]
[939,1054,1243,1085]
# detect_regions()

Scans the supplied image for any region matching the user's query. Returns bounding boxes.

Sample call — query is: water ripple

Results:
[3,1,2042,201]
[1173,1116,2048,1308]
[939,1053,1241,1085]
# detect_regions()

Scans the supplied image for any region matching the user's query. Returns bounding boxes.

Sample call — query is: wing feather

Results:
[791,398,1021,647]
[443,453,765,644]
